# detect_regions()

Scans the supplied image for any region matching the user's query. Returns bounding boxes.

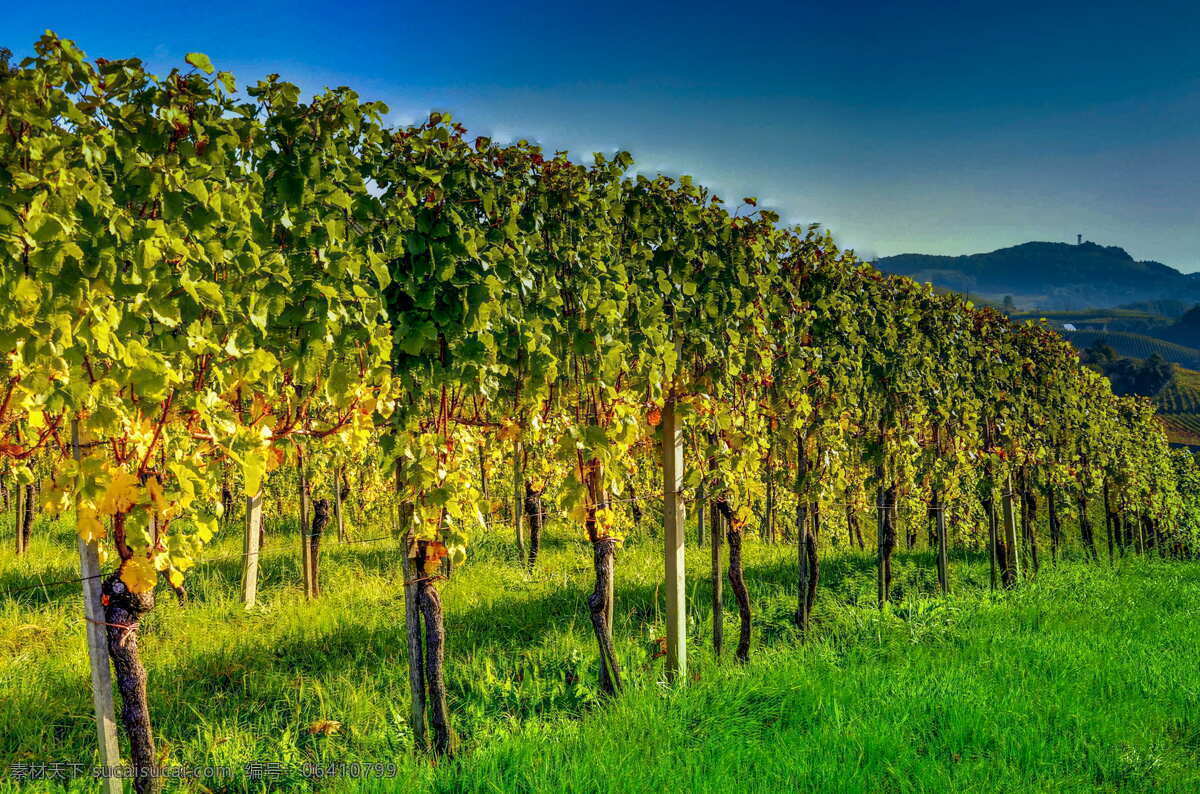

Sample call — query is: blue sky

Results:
[6,1,1200,268]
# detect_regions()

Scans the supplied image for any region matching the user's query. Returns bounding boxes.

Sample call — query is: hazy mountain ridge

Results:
[876,241,1200,311]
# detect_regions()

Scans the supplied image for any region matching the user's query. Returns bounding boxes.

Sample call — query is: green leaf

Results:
[14,276,40,305]
[32,215,64,243]
[148,298,181,328]
[184,181,209,206]
[185,52,215,75]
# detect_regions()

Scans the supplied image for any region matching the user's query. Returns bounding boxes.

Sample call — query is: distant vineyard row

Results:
[1156,380,1200,415]
[1158,414,1200,446]
[1018,309,1164,322]
[1064,330,1200,370]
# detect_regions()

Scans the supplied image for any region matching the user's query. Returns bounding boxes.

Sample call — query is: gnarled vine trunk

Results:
[877,480,897,606]
[846,492,865,550]
[931,488,948,594]
[1019,469,1039,575]
[1078,491,1097,560]
[1047,489,1061,562]
[415,554,455,755]
[587,534,622,694]
[806,495,820,620]
[796,437,811,628]
[524,481,545,570]
[13,482,24,556]
[220,479,234,529]
[718,500,751,663]
[15,482,34,555]
[308,498,329,597]
[101,572,158,794]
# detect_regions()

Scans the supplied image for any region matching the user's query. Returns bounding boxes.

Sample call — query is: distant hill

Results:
[1115,299,1192,318]
[1156,304,1200,348]
[875,241,1200,311]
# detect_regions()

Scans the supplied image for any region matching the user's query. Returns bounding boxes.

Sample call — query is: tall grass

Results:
[3,517,1198,791]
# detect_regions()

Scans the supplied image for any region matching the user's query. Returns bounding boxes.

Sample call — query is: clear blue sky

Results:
[5,1,1200,268]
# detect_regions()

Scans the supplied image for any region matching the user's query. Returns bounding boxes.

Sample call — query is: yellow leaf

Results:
[120,556,158,594]
[97,467,140,516]
[496,418,522,442]
[145,475,168,517]
[77,506,106,543]
[243,448,269,496]
[307,719,341,736]
[40,479,71,515]
[733,505,754,530]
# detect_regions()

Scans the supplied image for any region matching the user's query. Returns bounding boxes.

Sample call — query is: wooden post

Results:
[935,490,949,595]
[711,499,723,655]
[875,484,886,608]
[334,467,346,543]
[298,451,313,599]
[512,440,525,559]
[73,422,122,794]
[765,478,775,544]
[986,487,999,589]
[397,461,427,749]
[603,488,614,640]
[1102,479,1115,562]
[1002,475,1021,585]
[241,492,263,608]
[662,397,686,683]
[799,438,814,621]
[14,480,24,555]
[479,444,489,503]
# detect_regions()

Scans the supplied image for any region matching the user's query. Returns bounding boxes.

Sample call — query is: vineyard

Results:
[1061,330,1200,370]
[5,34,1200,792]
[1153,367,1200,416]
[1155,391,1200,446]
[1157,414,1200,446]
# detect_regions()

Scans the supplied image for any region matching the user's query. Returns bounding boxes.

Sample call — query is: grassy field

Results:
[4,517,1200,792]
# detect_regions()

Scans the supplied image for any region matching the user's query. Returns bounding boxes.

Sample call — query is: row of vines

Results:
[4,35,1200,792]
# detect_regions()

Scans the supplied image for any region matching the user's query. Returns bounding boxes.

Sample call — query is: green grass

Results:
[4,517,1200,792]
